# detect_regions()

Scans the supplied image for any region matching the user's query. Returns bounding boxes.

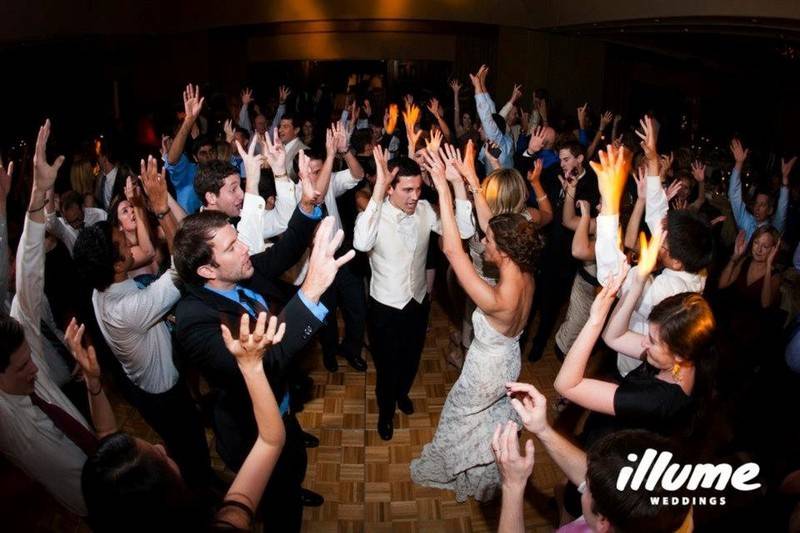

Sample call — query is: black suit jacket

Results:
[175,206,322,469]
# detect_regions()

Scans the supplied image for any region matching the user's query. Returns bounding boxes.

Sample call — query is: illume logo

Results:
[616,449,761,492]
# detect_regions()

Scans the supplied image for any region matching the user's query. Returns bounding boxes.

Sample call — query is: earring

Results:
[671,362,682,382]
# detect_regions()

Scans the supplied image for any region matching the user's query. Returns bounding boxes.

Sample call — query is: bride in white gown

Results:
[410,144,543,502]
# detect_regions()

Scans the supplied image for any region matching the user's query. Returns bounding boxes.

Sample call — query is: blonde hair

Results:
[483,168,528,215]
[70,158,97,197]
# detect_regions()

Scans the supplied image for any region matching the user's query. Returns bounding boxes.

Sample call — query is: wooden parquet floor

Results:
[3,300,567,532]
[296,300,564,532]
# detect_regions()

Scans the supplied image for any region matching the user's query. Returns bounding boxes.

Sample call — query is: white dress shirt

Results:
[595,175,705,376]
[236,192,289,255]
[45,206,107,256]
[1,216,90,515]
[273,169,362,284]
[354,197,475,309]
[282,137,309,181]
[92,272,181,394]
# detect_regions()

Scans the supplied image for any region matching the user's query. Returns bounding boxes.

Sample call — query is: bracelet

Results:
[469,185,483,195]
[274,172,288,179]
[28,202,46,213]
[536,194,548,202]
[155,207,170,220]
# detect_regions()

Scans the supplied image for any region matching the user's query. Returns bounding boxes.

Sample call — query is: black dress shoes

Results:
[302,431,320,448]
[300,488,324,507]
[344,353,367,372]
[397,396,414,415]
[323,354,339,372]
[378,419,394,441]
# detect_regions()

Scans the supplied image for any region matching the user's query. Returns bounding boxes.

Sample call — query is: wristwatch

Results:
[155,207,171,220]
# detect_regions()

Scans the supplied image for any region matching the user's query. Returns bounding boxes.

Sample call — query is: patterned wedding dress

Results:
[410,307,522,502]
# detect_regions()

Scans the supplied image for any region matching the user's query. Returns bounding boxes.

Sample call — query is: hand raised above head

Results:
[221,312,285,371]
[33,119,65,192]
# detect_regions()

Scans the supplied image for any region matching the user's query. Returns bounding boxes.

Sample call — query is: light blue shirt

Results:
[728,167,788,241]
[205,284,328,414]
[163,153,202,214]
[474,92,515,172]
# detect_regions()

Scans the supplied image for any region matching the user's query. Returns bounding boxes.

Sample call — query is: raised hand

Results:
[453,140,479,189]
[33,119,65,192]
[527,126,546,153]
[297,151,321,208]
[183,84,204,121]
[599,111,614,130]
[577,102,589,130]
[634,166,647,200]
[334,119,352,153]
[528,158,544,188]
[733,229,747,260]
[236,137,266,183]
[363,99,372,118]
[425,127,443,155]
[782,156,797,186]
[124,176,144,209]
[469,64,489,92]
[221,312,285,371]
[666,180,683,202]
[160,135,173,158]
[449,79,461,94]
[442,143,463,184]
[65,318,102,388]
[302,216,357,302]
[510,84,523,104]
[589,144,631,215]
[419,148,447,192]
[491,421,534,490]
[505,382,548,435]
[691,160,706,183]
[730,138,749,165]
[403,103,422,150]
[241,87,254,105]
[671,197,688,211]
[224,119,235,143]
[637,231,664,280]
[426,98,442,119]
[385,103,399,135]
[278,85,291,105]
[403,94,414,108]
[635,115,658,162]
[139,155,168,213]
[261,129,286,176]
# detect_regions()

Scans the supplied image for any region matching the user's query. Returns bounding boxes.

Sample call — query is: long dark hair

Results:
[649,292,718,439]
[82,432,208,532]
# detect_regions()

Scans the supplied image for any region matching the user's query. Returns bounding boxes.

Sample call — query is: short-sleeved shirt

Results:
[614,362,693,431]
[582,362,693,446]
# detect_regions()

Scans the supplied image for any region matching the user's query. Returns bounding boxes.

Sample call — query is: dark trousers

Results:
[320,262,367,361]
[368,296,430,422]
[123,377,212,487]
[527,263,576,356]
[258,413,307,532]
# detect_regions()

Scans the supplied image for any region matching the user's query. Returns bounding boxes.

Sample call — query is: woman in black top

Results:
[554,238,716,440]
[67,313,287,532]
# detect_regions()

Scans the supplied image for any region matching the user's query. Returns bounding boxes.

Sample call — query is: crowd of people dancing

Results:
[1,62,800,532]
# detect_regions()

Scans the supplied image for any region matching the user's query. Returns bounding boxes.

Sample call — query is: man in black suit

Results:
[174,203,354,532]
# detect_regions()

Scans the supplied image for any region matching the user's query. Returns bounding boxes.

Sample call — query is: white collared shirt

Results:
[354,197,475,309]
[92,272,181,393]
[595,177,706,376]
[45,207,108,256]
[1,216,90,515]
